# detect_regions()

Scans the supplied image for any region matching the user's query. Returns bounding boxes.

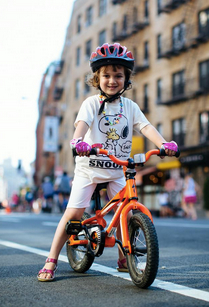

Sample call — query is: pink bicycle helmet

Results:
[90,43,134,72]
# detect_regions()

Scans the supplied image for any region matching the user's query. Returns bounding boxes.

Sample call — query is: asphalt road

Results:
[0,211,209,307]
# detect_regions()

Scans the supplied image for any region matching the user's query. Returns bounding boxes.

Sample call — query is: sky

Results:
[0,0,74,171]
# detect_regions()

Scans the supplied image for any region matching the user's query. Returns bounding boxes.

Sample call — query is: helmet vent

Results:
[119,46,124,54]
[109,46,114,53]
[101,47,105,55]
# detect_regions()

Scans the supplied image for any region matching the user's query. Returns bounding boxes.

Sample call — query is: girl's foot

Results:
[117,258,128,273]
[37,258,58,282]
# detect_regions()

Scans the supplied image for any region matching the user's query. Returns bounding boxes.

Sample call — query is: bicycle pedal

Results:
[65,220,83,235]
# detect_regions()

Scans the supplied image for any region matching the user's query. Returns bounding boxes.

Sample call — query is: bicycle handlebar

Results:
[72,147,180,167]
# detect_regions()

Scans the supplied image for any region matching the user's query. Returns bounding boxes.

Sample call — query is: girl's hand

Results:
[161,141,178,157]
[70,137,91,156]
[75,141,91,156]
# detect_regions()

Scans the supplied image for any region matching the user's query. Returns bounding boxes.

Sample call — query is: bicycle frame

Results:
[68,148,161,255]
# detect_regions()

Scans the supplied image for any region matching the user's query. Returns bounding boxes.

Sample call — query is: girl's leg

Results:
[181,200,189,217]
[38,207,85,280]
[188,203,197,220]
[38,175,96,280]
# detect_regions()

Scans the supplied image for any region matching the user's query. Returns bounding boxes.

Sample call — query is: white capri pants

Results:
[67,175,126,209]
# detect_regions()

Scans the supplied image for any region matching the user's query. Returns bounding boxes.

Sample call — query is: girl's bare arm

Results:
[141,124,166,148]
[73,121,89,140]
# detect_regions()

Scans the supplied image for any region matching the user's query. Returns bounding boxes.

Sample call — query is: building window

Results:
[172,22,186,50]
[112,22,117,40]
[75,79,80,98]
[86,6,93,27]
[144,0,149,20]
[157,34,162,58]
[99,29,106,45]
[157,78,162,103]
[132,88,137,102]
[143,84,149,111]
[157,0,162,15]
[133,47,138,64]
[99,0,107,17]
[77,15,82,33]
[144,41,149,65]
[85,39,92,60]
[133,7,138,24]
[84,75,91,95]
[122,14,128,32]
[172,118,185,146]
[199,8,209,37]
[199,59,209,91]
[76,47,81,66]
[172,70,185,98]
[199,111,209,143]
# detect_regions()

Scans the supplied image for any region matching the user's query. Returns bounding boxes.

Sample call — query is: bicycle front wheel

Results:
[127,212,159,288]
[66,212,95,273]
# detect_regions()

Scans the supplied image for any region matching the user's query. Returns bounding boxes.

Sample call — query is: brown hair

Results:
[87,65,132,90]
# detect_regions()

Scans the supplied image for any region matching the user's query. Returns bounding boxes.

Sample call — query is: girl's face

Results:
[99,65,126,97]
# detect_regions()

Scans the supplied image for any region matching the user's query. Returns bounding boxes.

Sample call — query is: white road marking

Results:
[42,219,209,230]
[42,222,58,226]
[0,217,21,223]
[154,222,209,229]
[0,239,209,302]
[1,213,209,229]
[41,220,209,230]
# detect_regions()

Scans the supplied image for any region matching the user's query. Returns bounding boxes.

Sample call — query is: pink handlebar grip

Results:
[161,141,178,152]
[75,142,91,153]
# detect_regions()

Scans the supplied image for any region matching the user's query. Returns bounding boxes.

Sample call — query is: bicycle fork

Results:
[120,178,153,255]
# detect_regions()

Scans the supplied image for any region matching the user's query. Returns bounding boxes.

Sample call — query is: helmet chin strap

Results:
[98,82,130,115]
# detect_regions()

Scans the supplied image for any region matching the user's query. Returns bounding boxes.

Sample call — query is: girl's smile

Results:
[99,65,126,97]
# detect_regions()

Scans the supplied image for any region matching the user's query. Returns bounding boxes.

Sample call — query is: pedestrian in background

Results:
[58,171,71,212]
[182,173,199,220]
[157,190,173,217]
[41,177,54,213]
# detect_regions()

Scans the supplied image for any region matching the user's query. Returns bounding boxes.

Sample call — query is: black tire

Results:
[66,212,95,273]
[127,212,159,288]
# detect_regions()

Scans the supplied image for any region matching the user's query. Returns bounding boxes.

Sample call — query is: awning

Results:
[157,159,181,170]
[135,166,157,185]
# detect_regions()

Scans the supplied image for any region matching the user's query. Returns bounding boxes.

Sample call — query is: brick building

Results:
[36,0,209,209]
[34,61,64,186]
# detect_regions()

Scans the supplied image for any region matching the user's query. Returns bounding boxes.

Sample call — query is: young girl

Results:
[182,173,199,220]
[37,43,178,281]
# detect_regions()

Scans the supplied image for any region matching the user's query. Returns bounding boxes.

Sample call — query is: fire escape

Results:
[158,0,209,159]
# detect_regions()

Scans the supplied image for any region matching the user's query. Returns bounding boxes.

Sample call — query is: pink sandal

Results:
[37,258,58,282]
[116,258,128,273]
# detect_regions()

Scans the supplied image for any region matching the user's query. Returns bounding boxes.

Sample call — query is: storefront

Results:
[135,159,182,215]
[179,151,209,194]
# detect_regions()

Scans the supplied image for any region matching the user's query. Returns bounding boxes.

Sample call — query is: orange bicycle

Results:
[65,147,180,288]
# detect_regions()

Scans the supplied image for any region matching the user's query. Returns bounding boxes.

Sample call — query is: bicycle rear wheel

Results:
[127,212,159,288]
[66,212,95,273]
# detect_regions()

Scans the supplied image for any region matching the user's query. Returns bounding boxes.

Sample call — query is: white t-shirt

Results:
[74,94,150,183]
